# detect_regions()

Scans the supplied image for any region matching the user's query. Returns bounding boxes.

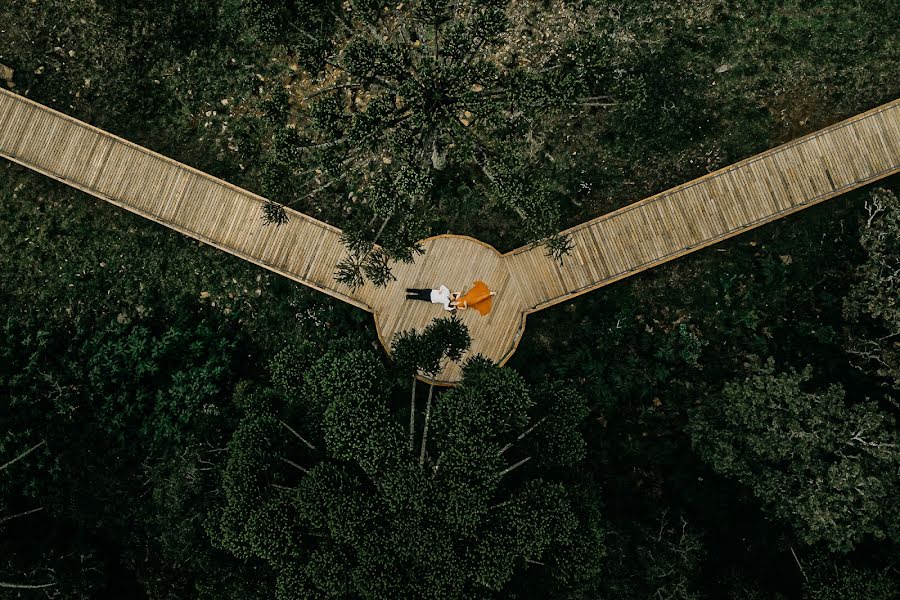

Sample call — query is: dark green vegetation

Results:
[213,347,601,597]
[1,0,899,597]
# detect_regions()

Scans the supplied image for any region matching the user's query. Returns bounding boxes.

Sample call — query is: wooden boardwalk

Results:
[1,88,898,384]
[507,99,900,311]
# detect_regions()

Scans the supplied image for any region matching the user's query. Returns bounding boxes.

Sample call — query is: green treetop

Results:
[688,358,900,553]
[254,0,591,287]
[844,187,900,388]
[802,552,899,600]
[211,346,602,598]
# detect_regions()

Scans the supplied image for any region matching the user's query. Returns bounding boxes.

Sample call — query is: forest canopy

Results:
[1,0,899,597]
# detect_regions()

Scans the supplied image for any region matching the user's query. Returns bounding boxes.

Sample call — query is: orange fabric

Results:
[457,281,493,316]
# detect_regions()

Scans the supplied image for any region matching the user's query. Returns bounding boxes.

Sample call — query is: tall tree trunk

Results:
[419,383,435,467]
[409,376,417,453]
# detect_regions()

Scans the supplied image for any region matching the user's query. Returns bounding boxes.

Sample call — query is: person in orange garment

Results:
[450,281,496,315]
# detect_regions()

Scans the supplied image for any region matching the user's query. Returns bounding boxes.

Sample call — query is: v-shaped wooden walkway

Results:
[1,88,899,383]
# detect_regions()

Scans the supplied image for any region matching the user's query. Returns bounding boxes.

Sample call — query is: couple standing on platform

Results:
[405,281,496,315]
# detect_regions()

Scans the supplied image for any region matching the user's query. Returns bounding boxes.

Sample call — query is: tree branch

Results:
[301,137,349,150]
[498,456,532,478]
[0,440,46,472]
[409,376,417,453]
[280,456,310,474]
[499,416,547,455]
[280,420,317,451]
[0,506,44,526]
[790,546,809,583]
[0,582,56,589]
[302,83,362,103]
[419,383,436,467]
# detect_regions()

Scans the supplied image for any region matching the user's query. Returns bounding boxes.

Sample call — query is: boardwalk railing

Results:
[1,87,898,383]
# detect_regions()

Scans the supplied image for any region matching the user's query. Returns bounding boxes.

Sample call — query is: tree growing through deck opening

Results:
[391,314,471,457]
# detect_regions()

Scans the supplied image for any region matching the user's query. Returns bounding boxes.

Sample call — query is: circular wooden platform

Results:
[365,235,529,385]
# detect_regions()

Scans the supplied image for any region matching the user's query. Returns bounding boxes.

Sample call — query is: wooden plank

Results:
[847,122,880,176]
[611,215,642,272]
[807,135,839,192]
[730,163,767,222]
[40,117,71,175]
[830,126,864,184]
[865,114,896,171]
[0,101,35,154]
[611,211,639,267]
[623,208,653,264]
[59,127,101,185]
[762,149,798,209]
[643,201,673,255]
[818,129,854,188]
[667,192,697,250]
[0,90,17,124]
[578,226,609,280]
[705,173,739,232]
[863,117,896,172]
[588,221,619,276]
[753,154,790,210]
[16,112,60,165]
[674,188,707,242]
[840,122,876,182]
[794,141,830,200]
[721,168,756,224]
[118,150,152,210]
[881,107,900,153]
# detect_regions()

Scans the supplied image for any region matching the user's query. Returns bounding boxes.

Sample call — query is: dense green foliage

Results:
[802,554,899,600]
[844,188,900,387]
[1,0,899,597]
[212,350,600,598]
[689,359,900,552]
[255,0,594,285]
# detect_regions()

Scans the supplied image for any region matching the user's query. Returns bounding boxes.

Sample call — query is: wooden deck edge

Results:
[0,154,373,313]
[504,97,900,257]
[524,166,900,314]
